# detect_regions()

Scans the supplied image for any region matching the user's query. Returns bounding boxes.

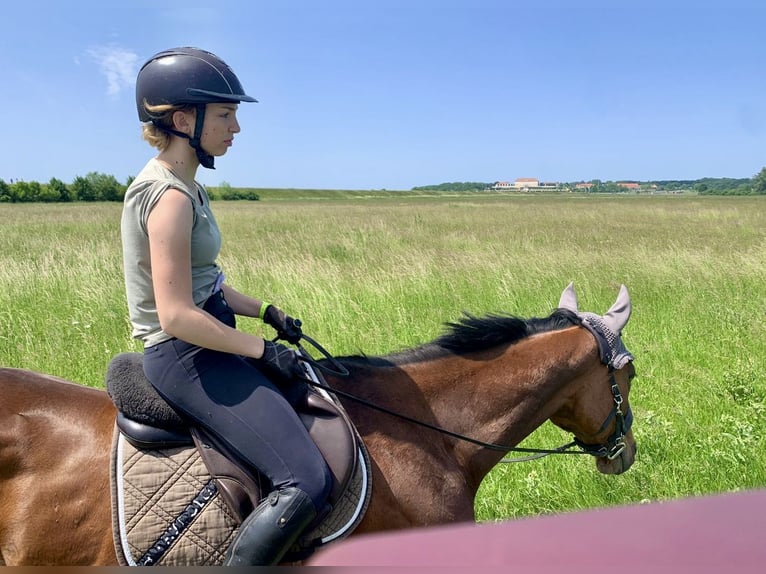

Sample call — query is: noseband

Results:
[572,366,633,461]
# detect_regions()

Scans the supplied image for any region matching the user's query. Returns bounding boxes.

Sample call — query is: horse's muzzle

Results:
[596,433,637,475]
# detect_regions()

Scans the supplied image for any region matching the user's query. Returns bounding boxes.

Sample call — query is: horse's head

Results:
[553,282,637,475]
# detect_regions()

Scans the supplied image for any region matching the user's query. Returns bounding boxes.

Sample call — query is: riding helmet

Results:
[135,47,257,122]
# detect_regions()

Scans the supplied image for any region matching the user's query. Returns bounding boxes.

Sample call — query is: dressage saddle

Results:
[105,352,358,523]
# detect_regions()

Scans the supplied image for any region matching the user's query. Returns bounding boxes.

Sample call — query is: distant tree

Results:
[0,179,10,202]
[10,181,32,202]
[38,184,61,202]
[28,181,44,201]
[86,171,124,201]
[588,179,604,192]
[411,181,491,192]
[591,180,623,193]
[209,180,232,200]
[68,172,124,201]
[752,167,766,195]
[71,175,94,201]
[213,182,259,200]
[47,177,71,202]
[223,188,260,200]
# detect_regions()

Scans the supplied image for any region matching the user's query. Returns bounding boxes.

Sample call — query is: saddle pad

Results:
[110,425,372,565]
[110,428,238,565]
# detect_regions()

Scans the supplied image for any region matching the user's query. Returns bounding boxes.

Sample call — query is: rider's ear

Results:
[171,109,194,136]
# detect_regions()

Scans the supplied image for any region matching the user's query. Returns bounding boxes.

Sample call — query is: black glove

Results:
[263,304,303,344]
[250,341,307,407]
[253,341,301,380]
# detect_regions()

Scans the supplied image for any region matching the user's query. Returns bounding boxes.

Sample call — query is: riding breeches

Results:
[141,291,332,510]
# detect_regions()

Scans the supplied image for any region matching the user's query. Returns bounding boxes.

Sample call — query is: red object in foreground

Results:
[309,489,766,571]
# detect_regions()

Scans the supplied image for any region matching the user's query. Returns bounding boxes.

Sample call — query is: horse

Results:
[0,282,637,565]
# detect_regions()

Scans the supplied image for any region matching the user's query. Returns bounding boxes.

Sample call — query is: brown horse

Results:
[0,283,636,565]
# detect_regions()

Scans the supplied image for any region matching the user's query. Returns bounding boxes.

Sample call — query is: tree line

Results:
[0,174,260,203]
[0,173,125,203]
[4,168,766,203]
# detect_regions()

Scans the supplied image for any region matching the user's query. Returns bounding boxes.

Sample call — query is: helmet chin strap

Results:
[188,104,215,169]
[152,104,216,169]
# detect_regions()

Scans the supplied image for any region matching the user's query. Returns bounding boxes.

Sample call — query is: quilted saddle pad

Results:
[110,426,371,566]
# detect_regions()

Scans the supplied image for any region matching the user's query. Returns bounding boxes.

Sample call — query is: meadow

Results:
[0,193,764,521]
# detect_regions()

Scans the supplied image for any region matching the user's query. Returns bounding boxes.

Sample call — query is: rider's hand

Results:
[249,341,308,407]
[262,305,302,344]
[252,341,302,382]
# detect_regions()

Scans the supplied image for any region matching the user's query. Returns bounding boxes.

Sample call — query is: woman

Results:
[121,47,332,566]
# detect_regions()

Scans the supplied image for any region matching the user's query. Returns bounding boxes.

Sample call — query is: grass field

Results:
[0,193,764,521]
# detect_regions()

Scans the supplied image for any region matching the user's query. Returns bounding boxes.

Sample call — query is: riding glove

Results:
[250,341,308,407]
[262,305,303,344]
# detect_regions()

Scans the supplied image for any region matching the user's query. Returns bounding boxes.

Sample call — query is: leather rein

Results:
[293,331,632,464]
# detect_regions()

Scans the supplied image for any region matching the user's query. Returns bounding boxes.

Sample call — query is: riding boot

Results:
[223,487,317,566]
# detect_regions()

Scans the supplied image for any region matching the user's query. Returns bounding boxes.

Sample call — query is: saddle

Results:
[105,352,370,564]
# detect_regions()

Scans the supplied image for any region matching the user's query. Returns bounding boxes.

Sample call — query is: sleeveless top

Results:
[121,158,222,347]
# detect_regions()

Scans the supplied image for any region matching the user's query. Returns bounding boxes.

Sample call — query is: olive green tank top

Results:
[121,158,222,346]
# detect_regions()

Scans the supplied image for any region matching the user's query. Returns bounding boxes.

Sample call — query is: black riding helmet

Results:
[135,47,257,169]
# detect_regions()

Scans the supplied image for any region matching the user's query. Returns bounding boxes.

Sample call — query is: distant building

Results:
[488,178,558,191]
[617,182,640,190]
[514,178,539,189]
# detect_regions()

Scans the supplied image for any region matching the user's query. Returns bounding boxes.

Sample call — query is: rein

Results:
[292,332,631,464]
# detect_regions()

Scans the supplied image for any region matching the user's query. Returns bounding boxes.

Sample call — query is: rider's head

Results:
[135,47,257,169]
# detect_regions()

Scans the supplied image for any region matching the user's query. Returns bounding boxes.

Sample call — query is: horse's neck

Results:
[412,327,597,482]
[330,326,597,494]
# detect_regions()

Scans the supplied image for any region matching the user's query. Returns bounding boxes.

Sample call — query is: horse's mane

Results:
[336,308,581,368]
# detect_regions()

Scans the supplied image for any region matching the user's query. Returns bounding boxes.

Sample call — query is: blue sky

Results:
[2,0,766,190]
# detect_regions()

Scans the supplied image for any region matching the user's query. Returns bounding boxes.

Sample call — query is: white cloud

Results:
[88,45,138,97]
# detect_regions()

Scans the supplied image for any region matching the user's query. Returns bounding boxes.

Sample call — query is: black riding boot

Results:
[223,487,317,566]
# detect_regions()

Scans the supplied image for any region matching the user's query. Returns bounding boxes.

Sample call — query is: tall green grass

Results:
[1,195,764,520]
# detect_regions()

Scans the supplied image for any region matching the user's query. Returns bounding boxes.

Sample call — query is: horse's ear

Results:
[558,281,579,312]
[603,284,632,333]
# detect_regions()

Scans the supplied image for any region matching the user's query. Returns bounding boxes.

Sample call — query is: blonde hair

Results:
[140,101,195,151]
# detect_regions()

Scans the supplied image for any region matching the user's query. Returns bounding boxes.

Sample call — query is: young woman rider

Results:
[121,47,332,565]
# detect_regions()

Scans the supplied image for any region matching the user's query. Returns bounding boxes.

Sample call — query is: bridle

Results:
[496,362,633,463]
[293,332,633,464]
[571,365,633,461]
